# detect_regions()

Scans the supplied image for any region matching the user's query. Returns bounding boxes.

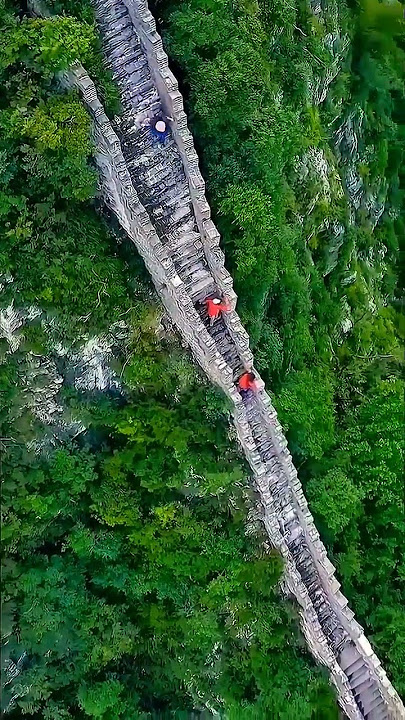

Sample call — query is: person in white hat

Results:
[155,119,166,133]
[204,295,231,326]
[151,116,172,143]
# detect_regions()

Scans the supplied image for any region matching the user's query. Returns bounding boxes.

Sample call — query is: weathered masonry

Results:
[34,0,404,717]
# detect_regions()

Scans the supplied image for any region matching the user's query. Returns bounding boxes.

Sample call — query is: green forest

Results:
[1,0,403,717]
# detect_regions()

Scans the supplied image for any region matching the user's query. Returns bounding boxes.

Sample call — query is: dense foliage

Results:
[1,1,337,717]
[1,0,404,715]
[4,369,339,718]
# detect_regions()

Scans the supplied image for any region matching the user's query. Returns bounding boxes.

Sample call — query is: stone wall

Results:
[66,62,404,720]
[65,64,240,401]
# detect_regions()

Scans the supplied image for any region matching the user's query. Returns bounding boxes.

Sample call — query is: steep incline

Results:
[96,0,247,377]
[31,0,404,716]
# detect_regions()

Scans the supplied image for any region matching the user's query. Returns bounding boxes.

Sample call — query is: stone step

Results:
[177,261,204,279]
[170,204,192,225]
[172,249,202,271]
[189,278,217,302]
[122,69,155,92]
[107,34,142,60]
[133,97,161,116]
[115,60,149,82]
[168,216,196,236]
[104,30,134,52]
[170,232,201,250]
[109,48,142,70]
[312,595,329,611]
[104,24,138,44]
[365,702,388,720]
[259,446,274,460]
[97,4,127,25]
[323,618,340,635]
[341,652,365,675]
[182,267,211,286]
[361,690,384,715]
[103,13,132,30]
[139,164,175,187]
[350,667,373,687]
[353,677,375,697]
[121,78,155,101]
[210,336,240,363]
[171,243,198,262]
[104,25,134,49]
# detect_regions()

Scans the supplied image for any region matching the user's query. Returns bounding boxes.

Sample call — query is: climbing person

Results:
[238,371,259,398]
[150,114,172,144]
[204,295,231,326]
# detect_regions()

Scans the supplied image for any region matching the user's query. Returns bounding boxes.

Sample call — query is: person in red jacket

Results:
[238,371,259,398]
[204,296,231,325]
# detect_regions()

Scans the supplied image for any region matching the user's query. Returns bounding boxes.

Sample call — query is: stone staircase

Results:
[97,0,218,305]
[28,0,404,715]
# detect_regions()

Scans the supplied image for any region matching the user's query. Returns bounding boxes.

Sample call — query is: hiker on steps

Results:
[204,296,231,326]
[238,371,259,398]
[150,114,173,145]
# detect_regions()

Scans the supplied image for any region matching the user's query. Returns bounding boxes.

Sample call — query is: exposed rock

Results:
[335,108,364,160]
[298,146,332,202]
[345,165,364,209]
[22,354,85,450]
[1,299,125,447]
[0,272,13,293]
[0,305,24,352]
[59,336,120,391]
[339,298,353,336]
[322,220,346,276]
[309,0,322,15]
[310,64,341,105]
[0,304,41,353]
[341,270,357,286]
[364,190,386,230]
[54,320,128,391]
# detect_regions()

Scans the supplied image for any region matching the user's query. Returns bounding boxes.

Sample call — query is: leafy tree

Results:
[306,468,362,540]
[274,366,336,461]
[0,15,96,73]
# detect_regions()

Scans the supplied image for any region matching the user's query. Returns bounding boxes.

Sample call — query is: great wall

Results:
[30,0,405,717]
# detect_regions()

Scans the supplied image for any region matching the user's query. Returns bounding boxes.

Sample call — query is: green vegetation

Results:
[0,1,337,716]
[1,0,404,716]
[155,0,405,697]
[4,373,339,718]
